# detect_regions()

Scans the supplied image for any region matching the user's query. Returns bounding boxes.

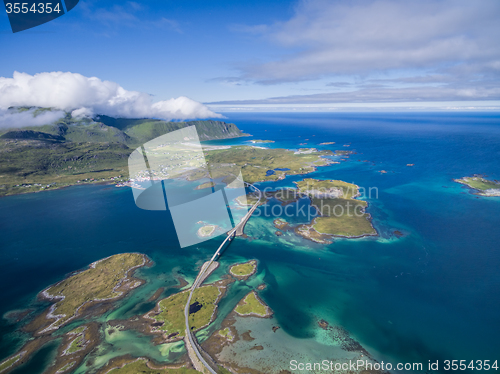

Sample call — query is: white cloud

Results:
[0,109,66,130]
[0,71,222,123]
[237,0,500,84]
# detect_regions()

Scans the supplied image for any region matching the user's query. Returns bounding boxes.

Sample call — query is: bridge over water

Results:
[183,182,262,373]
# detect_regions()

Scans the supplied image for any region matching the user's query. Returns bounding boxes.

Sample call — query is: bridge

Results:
[183,182,262,373]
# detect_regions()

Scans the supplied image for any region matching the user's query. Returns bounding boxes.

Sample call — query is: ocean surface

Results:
[1,112,499,373]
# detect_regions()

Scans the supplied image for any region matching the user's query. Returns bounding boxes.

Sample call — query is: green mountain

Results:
[1,112,244,145]
[0,109,247,196]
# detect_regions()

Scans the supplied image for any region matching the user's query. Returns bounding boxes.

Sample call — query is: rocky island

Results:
[454,175,500,196]
[197,224,217,238]
[295,178,377,240]
[229,260,257,279]
[234,291,272,318]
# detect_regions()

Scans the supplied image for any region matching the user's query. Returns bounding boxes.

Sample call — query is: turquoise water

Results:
[1,113,500,373]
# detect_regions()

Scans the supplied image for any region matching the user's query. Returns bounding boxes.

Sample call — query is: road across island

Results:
[183,182,262,373]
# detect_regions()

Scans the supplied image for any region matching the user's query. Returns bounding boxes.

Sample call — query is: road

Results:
[183,182,262,374]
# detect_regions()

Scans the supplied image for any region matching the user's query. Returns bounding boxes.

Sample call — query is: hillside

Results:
[0,109,247,196]
[1,110,245,146]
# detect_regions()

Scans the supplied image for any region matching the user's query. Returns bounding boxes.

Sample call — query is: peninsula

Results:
[40,253,147,332]
[0,253,148,373]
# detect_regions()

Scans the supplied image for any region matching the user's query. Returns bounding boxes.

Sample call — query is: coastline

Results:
[38,253,149,333]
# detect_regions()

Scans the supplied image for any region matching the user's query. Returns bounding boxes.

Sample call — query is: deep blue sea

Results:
[1,112,499,373]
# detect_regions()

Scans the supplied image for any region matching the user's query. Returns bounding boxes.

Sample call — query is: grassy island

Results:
[218,327,234,341]
[148,285,220,339]
[197,225,217,238]
[0,353,23,373]
[234,291,271,317]
[454,176,500,196]
[65,326,87,355]
[229,260,257,278]
[295,178,377,238]
[42,253,146,330]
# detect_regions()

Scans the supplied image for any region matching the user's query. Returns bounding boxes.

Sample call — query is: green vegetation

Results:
[56,361,75,373]
[67,335,85,354]
[248,139,274,143]
[195,181,215,190]
[0,109,246,197]
[107,358,200,374]
[267,188,300,205]
[218,327,233,340]
[68,326,85,334]
[234,291,270,317]
[0,109,337,197]
[273,218,289,230]
[295,179,376,238]
[295,178,358,199]
[217,366,233,374]
[454,176,500,196]
[0,139,130,196]
[188,146,333,184]
[44,253,145,329]
[229,260,256,277]
[197,225,216,237]
[150,285,220,338]
[66,326,87,354]
[0,354,22,372]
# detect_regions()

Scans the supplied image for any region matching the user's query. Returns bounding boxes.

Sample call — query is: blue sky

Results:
[1,0,500,113]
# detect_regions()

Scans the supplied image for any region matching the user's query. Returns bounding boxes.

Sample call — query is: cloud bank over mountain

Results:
[0,108,66,130]
[0,71,222,122]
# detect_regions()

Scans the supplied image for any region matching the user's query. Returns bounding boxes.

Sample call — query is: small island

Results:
[218,327,234,341]
[248,139,275,144]
[319,142,336,145]
[454,176,500,196]
[234,291,272,318]
[229,260,257,279]
[197,224,217,238]
[195,181,215,190]
[273,218,289,230]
